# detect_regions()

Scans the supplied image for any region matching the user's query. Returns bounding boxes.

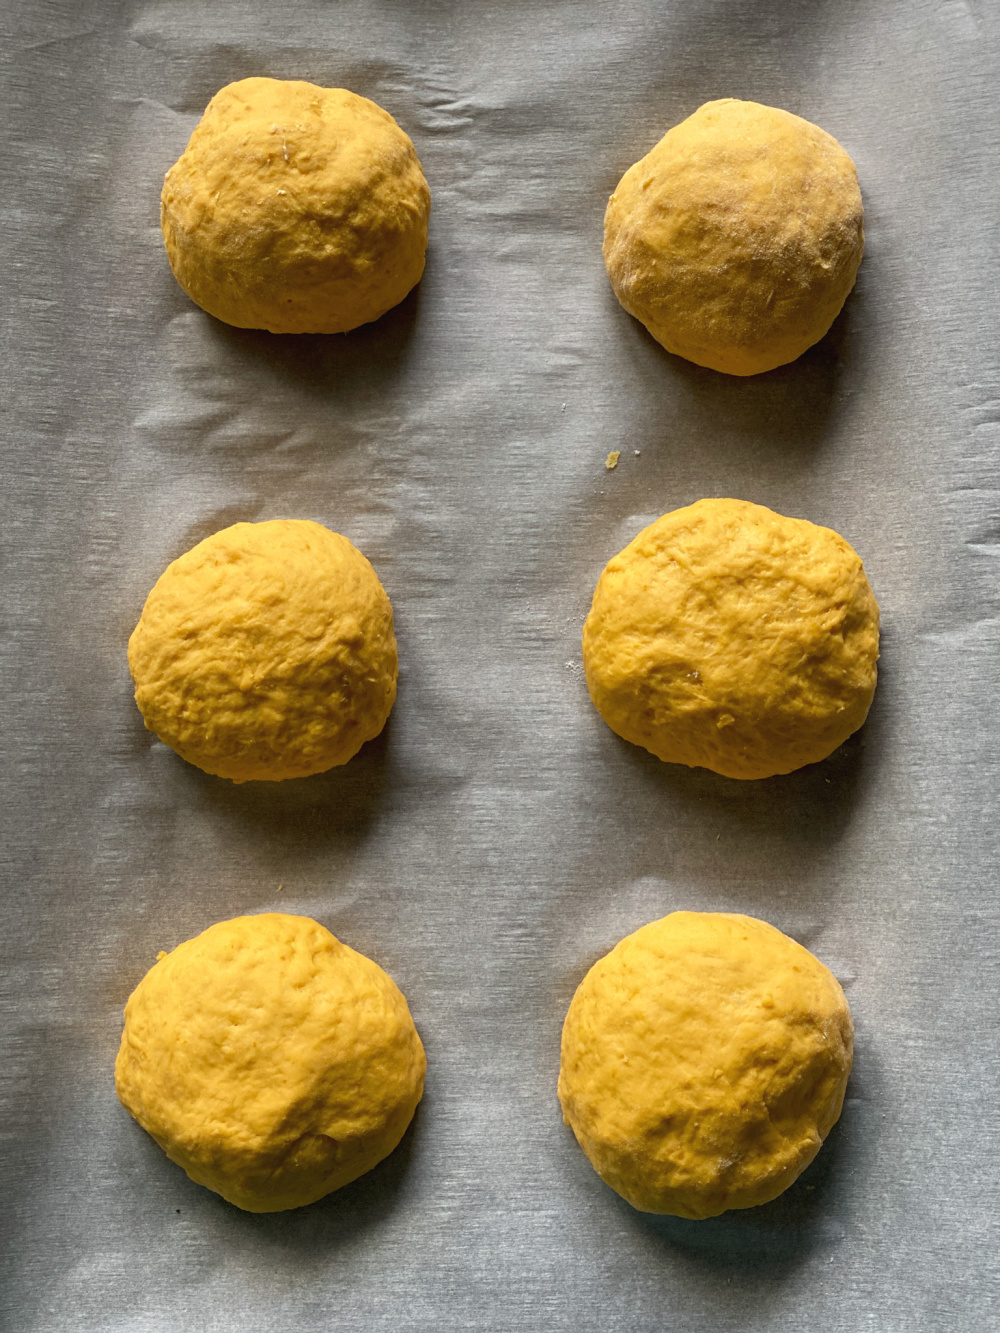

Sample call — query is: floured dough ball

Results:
[559,911,853,1218]
[161,77,430,333]
[128,519,397,782]
[604,99,864,375]
[582,499,879,780]
[116,914,425,1212]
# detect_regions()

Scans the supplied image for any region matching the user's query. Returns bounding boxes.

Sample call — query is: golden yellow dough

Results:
[115,914,426,1213]
[558,911,853,1218]
[603,99,864,375]
[582,498,879,780]
[161,77,431,334]
[128,519,397,782]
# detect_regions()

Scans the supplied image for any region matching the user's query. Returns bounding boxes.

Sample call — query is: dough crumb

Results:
[605,451,621,470]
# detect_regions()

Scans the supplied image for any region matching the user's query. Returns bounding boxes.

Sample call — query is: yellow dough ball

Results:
[128,519,397,782]
[582,498,879,780]
[115,913,426,1213]
[603,99,864,375]
[559,912,853,1219]
[161,77,431,334]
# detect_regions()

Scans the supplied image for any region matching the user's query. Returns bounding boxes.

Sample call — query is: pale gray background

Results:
[2,1,999,1329]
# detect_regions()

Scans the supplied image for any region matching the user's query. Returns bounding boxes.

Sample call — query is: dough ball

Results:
[558,911,853,1219]
[128,519,397,782]
[582,498,879,780]
[115,913,426,1213]
[603,99,864,375]
[161,77,430,334]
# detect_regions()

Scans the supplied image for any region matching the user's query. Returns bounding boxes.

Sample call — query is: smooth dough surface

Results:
[162,77,431,334]
[582,498,879,780]
[115,913,426,1212]
[603,99,864,375]
[558,911,853,1218]
[128,519,397,782]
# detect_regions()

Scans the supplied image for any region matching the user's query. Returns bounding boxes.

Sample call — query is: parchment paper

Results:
[3,1,1000,1329]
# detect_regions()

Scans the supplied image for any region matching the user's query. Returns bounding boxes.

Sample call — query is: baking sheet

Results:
[3,0,1000,1328]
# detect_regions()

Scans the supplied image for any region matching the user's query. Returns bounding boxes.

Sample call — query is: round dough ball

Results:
[558,911,853,1219]
[115,913,426,1213]
[603,99,864,375]
[161,77,431,334]
[582,498,879,780]
[128,519,397,782]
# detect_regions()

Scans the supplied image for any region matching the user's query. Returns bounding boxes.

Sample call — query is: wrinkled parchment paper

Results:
[3,1,1000,1328]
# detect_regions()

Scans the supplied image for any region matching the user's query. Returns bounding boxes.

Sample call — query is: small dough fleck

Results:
[603,99,864,375]
[558,911,853,1218]
[128,519,397,782]
[605,451,620,470]
[161,78,431,334]
[582,498,879,779]
[115,913,426,1213]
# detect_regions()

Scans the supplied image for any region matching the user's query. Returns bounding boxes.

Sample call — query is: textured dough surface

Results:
[115,913,426,1212]
[162,77,431,333]
[128,519,397,782]
[559,911,853,1218]
[582,498,879,779]
[603,99,864,375]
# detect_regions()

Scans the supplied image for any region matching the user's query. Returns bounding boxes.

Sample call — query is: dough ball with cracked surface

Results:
[603,99,864,375]
[582,498,879,780]
[115,913,426,1213]
[128,519,397,782]
[558,911,853,1219]
[161,77,430,334]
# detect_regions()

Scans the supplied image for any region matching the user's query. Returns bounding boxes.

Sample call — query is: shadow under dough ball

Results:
[603,99,864,375]
[582,498,879,780]
[115,914,426,1212]
[558,911,853,1219]
[161,77,431,333]
[128,519,397,782]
